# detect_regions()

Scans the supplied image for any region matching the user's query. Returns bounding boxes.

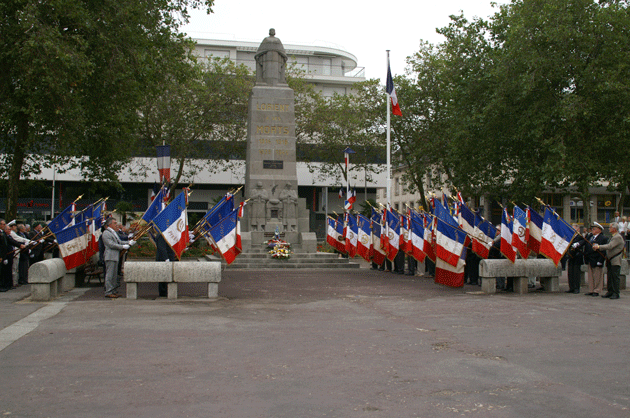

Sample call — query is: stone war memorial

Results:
[241,29,317,253]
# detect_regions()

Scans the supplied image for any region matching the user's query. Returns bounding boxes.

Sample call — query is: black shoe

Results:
[585,292,595,296]
[572,290,580,294]
[565,289,574,293]
[18,280,28,285]
[0,288,9,292]
[609,294,620,299]
[602,293,613,298]
[591,293,599,297]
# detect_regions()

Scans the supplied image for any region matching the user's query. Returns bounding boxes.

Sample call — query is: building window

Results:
[204,49,230,59]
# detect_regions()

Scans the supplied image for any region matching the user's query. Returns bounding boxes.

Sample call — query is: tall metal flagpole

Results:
[386,50,392,208]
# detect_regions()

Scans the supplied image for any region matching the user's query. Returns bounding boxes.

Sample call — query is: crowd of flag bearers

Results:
[327,192,589,290]
[15,185,248,287]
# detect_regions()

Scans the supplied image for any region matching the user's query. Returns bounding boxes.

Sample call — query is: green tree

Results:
[0,0,213,219]
[137,56,253,195]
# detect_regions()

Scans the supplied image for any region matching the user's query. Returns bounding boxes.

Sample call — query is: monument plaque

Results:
[242,29,315,252]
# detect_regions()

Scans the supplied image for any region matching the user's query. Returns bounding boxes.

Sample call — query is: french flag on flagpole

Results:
[327,218,347,253]
[371,210,387,266]
[458,202,476,237]
[142,186,166,224]
[409,218,427,263]
[386,60,402,116]
[512,206,530,259]
[356,214,371,262]
[435,218,467,267]
[207,209,241,264]
[500,208,517,263]
[385,209,400,261]
[540,207,576,267]
[345,213,358,258]
[156,145,171,183]
[472,217,496,259]
[48,203,76,235]
[56,220,94,270]
[527,207,544,255]
[152,191,189,260]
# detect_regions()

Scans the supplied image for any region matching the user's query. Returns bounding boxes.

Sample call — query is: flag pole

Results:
[386,50,392,208]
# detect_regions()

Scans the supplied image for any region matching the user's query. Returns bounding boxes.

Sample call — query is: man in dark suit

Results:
[579,222,608,297]
[0,220,25,292]
[566,224,586,294]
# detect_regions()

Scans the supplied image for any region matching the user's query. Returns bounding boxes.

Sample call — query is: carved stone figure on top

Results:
[254,28,288,86]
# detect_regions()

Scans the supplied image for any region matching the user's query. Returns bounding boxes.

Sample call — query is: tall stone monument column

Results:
[242,29,314,252]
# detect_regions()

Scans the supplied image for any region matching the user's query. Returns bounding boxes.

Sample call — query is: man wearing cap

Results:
[580,222,608,296]
[592,222,624,299]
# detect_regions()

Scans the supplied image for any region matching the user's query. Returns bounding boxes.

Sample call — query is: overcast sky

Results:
[181,0,507,81]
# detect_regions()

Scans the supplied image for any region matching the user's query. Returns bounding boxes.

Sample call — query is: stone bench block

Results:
[479,259,561,295]
[479,259,561,278]
[28,258,67,302]
[125,262,173,283]
[173,262,222,299]
[172,262,221,283]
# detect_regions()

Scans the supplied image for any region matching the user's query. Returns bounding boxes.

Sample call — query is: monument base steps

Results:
[207,251,360,270]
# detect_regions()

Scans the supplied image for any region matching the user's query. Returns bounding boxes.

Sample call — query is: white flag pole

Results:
[386,50,392,208]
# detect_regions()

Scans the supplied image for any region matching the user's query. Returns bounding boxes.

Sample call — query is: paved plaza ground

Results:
[0,263,629,418]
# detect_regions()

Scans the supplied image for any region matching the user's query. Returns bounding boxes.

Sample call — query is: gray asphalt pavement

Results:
[0,265,629,418]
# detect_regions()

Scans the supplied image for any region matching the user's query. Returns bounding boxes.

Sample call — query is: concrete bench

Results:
[479,259,562,294]
[580,260,628,290]
[28,258,74,301]
[125,261,221,300]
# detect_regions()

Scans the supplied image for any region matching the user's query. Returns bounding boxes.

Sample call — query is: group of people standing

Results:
[0,219,49,292]
[567,221,624,300]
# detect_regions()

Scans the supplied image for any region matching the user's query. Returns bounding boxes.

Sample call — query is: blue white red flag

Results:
[371,209,387,266]
[338,188,345,199]
[512,206,530,259]
[472,217,496,259]
[409,218,427,263]
[200,194,235,231]
[152,191,189,260]
[345,213,358,258]
[48,203,76,235]
[326,218,346,253]
[206,208,241,264]
[356,214,372,262]
[156,145,171,183]
[56,220,94,270]
[500,208,517,263]
[386,61,402,116]
[458,202,476,237]
[527,207,544,254]
[385,209,400,261]
[435,218,467,267]
[435,249,466,288]
[540,207,576,267]
[142,186,166,224]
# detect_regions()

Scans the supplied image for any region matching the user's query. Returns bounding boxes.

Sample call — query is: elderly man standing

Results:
[580,222,608,297]
[102,218,134,299]
[593,222,624,300]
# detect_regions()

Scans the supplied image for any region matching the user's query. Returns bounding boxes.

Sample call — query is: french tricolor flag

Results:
[356,214,372,262]
[207,209,242,264]
[512,206,530,259]
[435,218,467,267]
[500,208,517,263]
[472,218,496,259]
[386,61,402,116]
[527,207,544,255]
[371,212,387,266]
[152,191,189,260]
[344,213,358,258]
[327,218,346,254]
[385,209,400,261]
[540,207,576,267]
[156,145,171,183]
[409,218,427,263]
[56,220,95,270]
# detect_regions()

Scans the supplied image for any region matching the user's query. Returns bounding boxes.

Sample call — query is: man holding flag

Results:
[102,217,135,298]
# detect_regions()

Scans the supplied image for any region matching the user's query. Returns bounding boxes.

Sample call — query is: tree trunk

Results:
[580,186,591,227]
[6,113,28,221]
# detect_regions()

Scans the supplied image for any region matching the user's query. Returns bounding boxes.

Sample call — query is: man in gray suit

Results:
[102,217,134,298]
[593,222,624,300]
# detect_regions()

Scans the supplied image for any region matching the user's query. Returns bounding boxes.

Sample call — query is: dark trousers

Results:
[567,259,582,291]
[407,257,417,274]
[607,265,621,296]
[1,258,13,290]
[394,251,405,273]
[18,255,29,284]
[426,259,435,276]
